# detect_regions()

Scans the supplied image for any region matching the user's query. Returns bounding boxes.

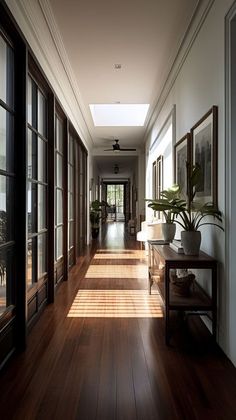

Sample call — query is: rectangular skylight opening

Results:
[89,104,149,126]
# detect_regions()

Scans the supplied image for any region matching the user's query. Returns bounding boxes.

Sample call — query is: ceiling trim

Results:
[145,0,215,140]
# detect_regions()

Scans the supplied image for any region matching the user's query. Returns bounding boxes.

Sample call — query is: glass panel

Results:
[38,184,46,231]
[0,247,14,315]
[38,137,46,182]
[27,77,32,125]
[68,221,74,249]
[38,234,46,278]
[69,192,73,220]
[56,117,63,153]
[38,90,46,137]
[69,165,74,192]
[0,36,7,104]
[0,107,13,172]
[0,175,13,244]
[56,226,63,260]
[28,129,32,179]
[56,154,63,188]
[56,189,63,225]
[27,240,33,287]
[28,182,36,234]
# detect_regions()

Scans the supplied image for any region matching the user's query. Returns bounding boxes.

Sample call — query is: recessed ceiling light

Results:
[89,104,150,126]
[114,64,122,69]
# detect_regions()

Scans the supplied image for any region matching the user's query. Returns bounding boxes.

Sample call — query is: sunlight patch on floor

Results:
[67,289,163,318]
[93,252,146,260]
[85,264,148,279]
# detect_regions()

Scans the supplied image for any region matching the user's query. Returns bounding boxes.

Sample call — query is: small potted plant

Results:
[146,163,223,254]
[146,184,182,242]
[90,200,103,239]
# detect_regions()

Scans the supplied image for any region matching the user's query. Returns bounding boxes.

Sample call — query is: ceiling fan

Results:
[104,139,136,152]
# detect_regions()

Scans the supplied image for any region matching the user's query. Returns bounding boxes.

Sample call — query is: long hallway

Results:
[0,223,236,419]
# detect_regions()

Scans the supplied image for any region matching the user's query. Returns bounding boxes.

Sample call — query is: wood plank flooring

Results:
[1,222,236,419]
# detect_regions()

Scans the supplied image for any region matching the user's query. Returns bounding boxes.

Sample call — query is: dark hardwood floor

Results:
[1,222,236,419]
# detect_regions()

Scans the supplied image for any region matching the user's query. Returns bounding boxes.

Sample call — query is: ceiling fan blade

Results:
[104,148,113,151]
[119,148,136,151]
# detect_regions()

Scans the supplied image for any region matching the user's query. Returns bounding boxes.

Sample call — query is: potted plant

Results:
[90,200,103,239]
[172,163,223,255]
[146,163,223,254]
[146,184,182,241]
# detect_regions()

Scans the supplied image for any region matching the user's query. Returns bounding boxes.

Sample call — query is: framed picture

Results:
[174,133,190,197]
[191,106,218,205]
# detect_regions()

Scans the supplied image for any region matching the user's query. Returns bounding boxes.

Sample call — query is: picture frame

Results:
[191,106,218,205]
[174,133,191,198]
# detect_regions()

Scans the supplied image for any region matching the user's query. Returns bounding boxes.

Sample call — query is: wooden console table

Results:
[148,242,218,345]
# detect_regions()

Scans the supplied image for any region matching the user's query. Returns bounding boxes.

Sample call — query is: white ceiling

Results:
[48,0,198,153]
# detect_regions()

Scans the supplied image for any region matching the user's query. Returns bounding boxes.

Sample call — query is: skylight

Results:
[89,104,149,126]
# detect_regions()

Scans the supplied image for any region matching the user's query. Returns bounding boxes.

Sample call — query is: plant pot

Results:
[161,223,176,242]
[181,230,201,255]
[91,227,99,239]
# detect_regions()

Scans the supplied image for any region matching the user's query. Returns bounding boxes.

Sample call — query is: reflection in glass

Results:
[56,117,63,153]
[56,226,63,260]
[38,185,46,231]
[57,154,63,188]
[0,176,14,244]
[38,234,46,278]
[0,247,14,314]
[56,189,63,224]
[38,90,46,137]
[38,137,46,182]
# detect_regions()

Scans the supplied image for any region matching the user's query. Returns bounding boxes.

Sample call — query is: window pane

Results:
[38,184,46,231]
[56,189,63,225]
[38,234,47,278]
[0,107,13,172]
[0,36,7,104]
[0,247,14,315]
[56,226,63,260]
[0,176,13,243]
[27,77,32,125]
[69,165,74,192]
[56,117,63,153]
[28,182,36,234]
[38,90,46,137]
[56,154,63,188]
[27,240,32,286]
[68,221,74,249]
[68,192,73,220]
[38,137,46,182]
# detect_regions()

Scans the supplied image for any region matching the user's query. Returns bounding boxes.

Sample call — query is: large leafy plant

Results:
[147,163,223,231]
[90,200,103,227]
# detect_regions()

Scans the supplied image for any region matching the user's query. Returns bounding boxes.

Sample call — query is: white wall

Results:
[145,0,235,364]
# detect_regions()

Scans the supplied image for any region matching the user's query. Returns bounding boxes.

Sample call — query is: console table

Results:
[148,242,218,345]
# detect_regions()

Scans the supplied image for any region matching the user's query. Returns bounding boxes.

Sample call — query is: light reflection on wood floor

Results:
[68,249,163,318]
[67,289,163,318]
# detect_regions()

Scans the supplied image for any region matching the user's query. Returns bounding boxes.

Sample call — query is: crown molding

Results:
[144,0,215,140]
